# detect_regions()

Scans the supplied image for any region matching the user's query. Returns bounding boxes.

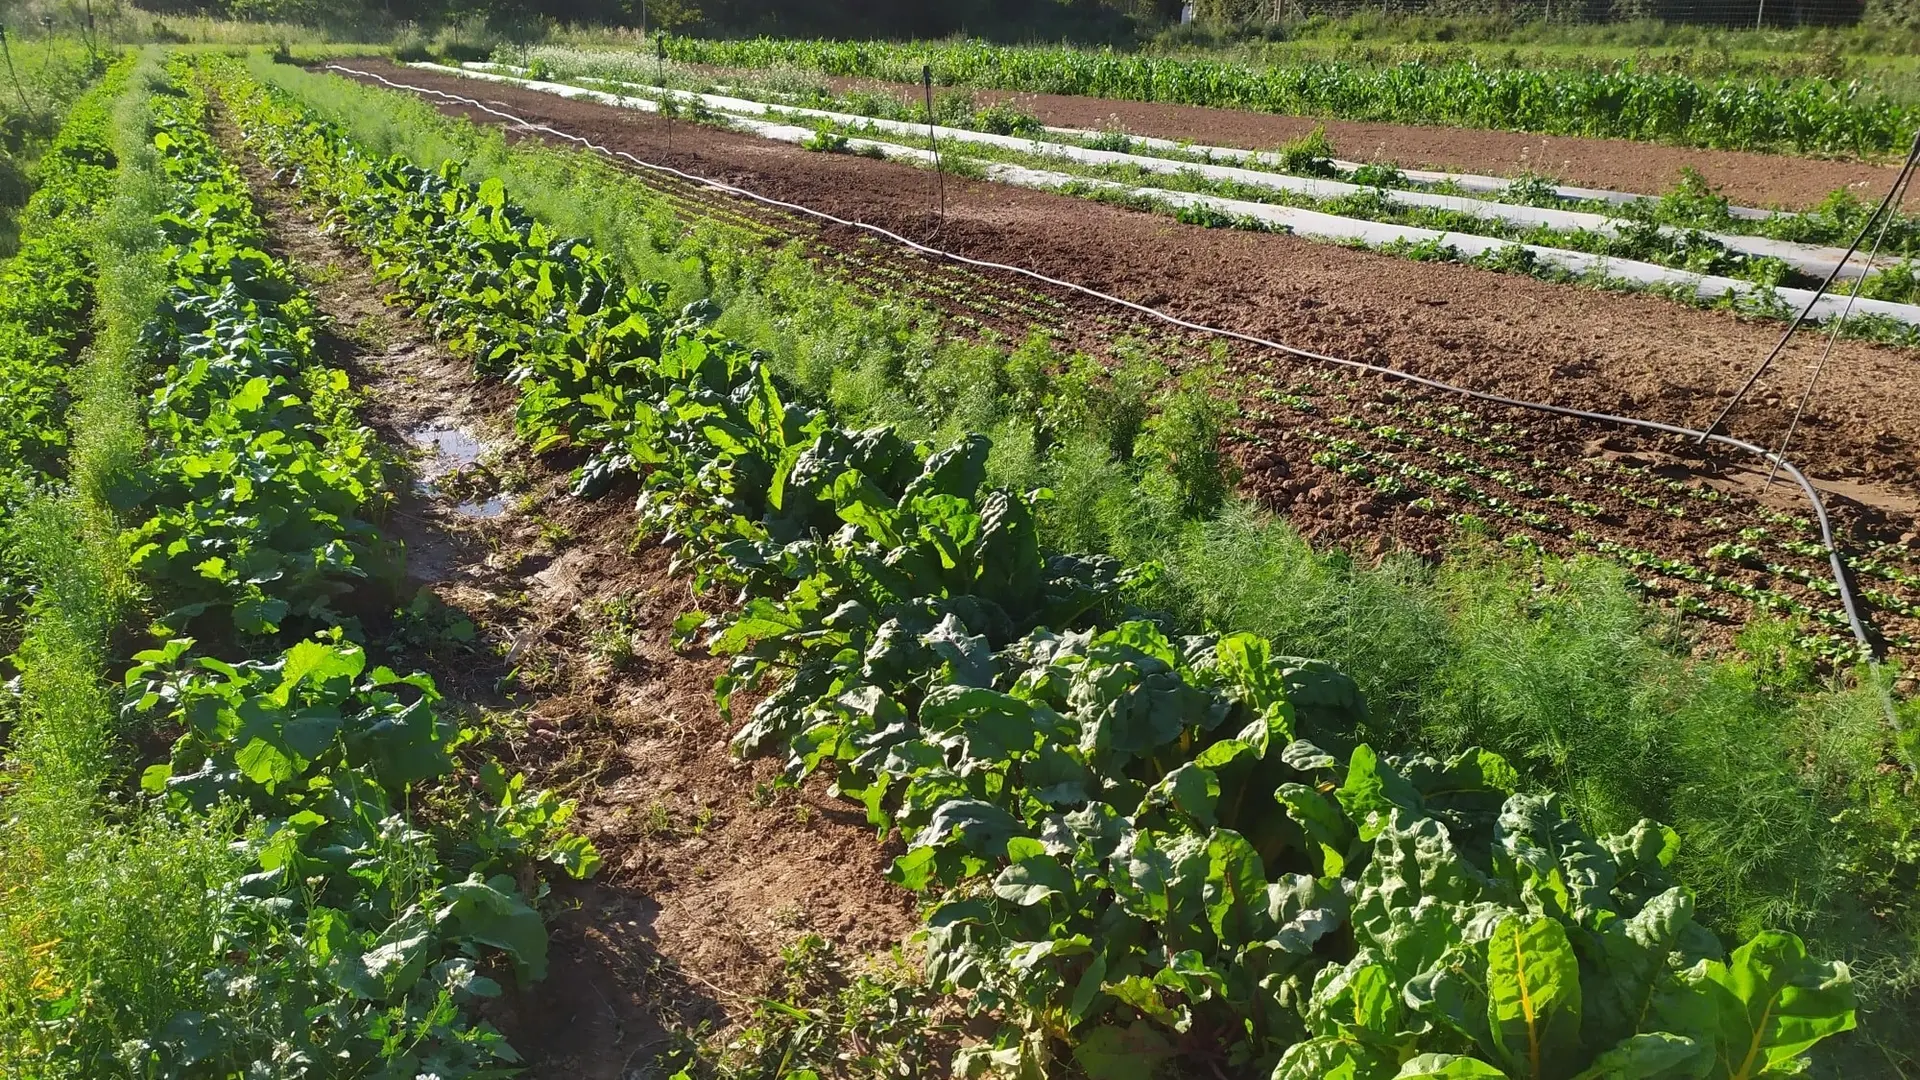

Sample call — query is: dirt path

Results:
[232,118,920,1077]
[332,61,1920,499]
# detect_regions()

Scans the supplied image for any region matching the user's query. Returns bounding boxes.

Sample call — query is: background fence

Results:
[1192,0,1888,29]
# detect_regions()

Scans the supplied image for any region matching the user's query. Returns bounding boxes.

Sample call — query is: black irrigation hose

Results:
[321,65,1901,722]
[1698,128,1920,444]
[1767,162,1918,488]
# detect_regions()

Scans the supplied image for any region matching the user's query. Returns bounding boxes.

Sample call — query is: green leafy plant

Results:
[658,36,1920,157]
[0,56,130,618]
[1277,125,1337,177]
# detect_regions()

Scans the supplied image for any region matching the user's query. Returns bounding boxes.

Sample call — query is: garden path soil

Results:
[332,60,1920,502]
[232,119,919,1078]
[727,68,1904,209]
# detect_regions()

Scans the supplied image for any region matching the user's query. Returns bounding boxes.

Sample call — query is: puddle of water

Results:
[409,424,508,518]
[456,496,509,519]
[411,424,487,471]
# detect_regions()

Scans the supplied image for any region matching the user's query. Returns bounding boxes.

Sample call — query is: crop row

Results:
[443,61,1920,338]
[814,183,1917,655]
[769,107,1806,290]
[518,48,1920,263]
[658,36,1918,158]
[598,137,1916,660]
[220,58,1864,1080]
[1239,371,1914,658]
[7,59,595,1075]
[603,74,1882,298]
[0,58,131,620]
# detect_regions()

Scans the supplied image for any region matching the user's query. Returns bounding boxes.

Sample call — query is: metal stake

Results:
[1,26,29,113]
[923,64,944,227]
[659,34,670,155]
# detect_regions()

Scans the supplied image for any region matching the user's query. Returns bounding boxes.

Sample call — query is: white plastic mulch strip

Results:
[406,63,1920,328]
[661,77,1772,221]
[458,62,1868,277]
[1033,125,1778,222]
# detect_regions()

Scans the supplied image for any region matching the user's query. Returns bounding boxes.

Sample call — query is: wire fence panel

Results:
[1198,0,1873,27]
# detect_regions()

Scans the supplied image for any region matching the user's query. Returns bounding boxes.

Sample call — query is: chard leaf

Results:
[1567,1033,1706,1080]
[706,597,802,655]
[1204,827,1268,948]
[901,434,989,504]
[1265,873,1348,955]
[1487,915,1583,1080]
[1117,831,1208,927]
[1070,1021,1176,1080]
[1702,931,1855,1080]
[993,852,1073,907]
[913,798,1024,859]
[1280,739,1338,772]
[1276,781,1354,877]
[1149,763,1220,827]
[1392,1054,1510,1078]
[1271,1035,1394,1080]
[1337,744,1422,840]
[920,615,996,688]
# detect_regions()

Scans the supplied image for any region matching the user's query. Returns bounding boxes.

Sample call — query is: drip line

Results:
[320,64,1899,718]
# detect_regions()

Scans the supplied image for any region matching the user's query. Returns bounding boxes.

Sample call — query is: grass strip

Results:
[0,51,243,1073]
[0,53,138,627]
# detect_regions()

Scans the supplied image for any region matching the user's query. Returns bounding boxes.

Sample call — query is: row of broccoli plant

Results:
[90,60,596,1077]
[0,57,130,622]
[216,60,1859,1080]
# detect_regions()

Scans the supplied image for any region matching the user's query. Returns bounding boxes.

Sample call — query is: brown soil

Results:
[321,59,1920,660]
[799,71,1903,210]
[335,60,1920,497]
[234,119,919,1077]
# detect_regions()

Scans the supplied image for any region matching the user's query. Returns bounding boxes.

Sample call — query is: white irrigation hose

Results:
[323,65,1898,699]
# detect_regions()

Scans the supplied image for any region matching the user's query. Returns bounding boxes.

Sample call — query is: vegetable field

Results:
[0,38,1915,1080]
[657,36,1920,158]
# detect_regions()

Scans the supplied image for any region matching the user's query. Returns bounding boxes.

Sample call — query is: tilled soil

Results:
[333,60,1920,498]
[233,119,919,1077]
[776,70,1904,210]
[322,59,1920,660]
